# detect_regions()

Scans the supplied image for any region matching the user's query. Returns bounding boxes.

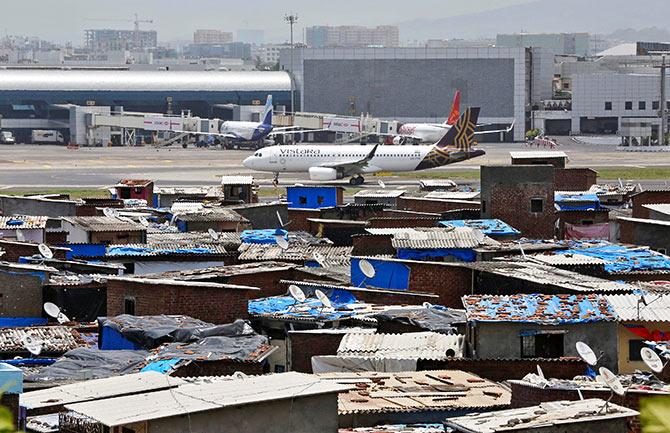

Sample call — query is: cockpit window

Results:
[254,152,262,157]
[258,153,262,157]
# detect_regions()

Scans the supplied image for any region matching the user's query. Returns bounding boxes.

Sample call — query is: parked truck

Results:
[32,130,64,144]
[0,130,15,144]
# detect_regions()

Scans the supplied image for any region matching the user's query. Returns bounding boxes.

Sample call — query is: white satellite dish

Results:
[378,180,386,189]
[359,259,376,279]
[139,216,150,227]
[641,347,665,373]
[276,235,290,250]
[43,302,69,324]
[21,334,42,356]
[103,207,118,218]
[38,243,54,260]
[576,341,598,366]
[599,367,625,396]
[422,302,433,309]
[288,285,306,303]
[208,228,220,241]
[233,371,248,380]
[315,289,333,309]
[313,252,327,267]
[15,230,25,242]
[536,365,545,380]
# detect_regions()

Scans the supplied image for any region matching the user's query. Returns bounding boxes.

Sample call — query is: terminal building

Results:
[281,47,554,142]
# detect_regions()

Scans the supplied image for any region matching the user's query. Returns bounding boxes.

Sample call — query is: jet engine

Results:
[308,167,340,181]
[392,136,404,145]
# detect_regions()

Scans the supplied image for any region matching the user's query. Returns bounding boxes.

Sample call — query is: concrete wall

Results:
[147,393,339,433]
[472,321,618,371]
[0,195,76,217]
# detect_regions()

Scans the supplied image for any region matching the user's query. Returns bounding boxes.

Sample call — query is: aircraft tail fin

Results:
[434,107,480,152]
[262,95,273,125]
[445,90,461,125]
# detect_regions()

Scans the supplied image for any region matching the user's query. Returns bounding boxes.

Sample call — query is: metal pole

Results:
[285,13,298,114]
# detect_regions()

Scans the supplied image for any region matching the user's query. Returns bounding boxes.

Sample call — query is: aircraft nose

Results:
[243,156,254,169]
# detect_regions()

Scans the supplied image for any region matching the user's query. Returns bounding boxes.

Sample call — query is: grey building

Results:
[497,32,590,57]
[281,47,553,141]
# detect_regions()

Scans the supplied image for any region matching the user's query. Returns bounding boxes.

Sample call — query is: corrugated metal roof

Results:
[618,216,670,227]
[20,372,184,410]
[220,175,254,185]
[0,70,291,92]
[463,294,616,324]
[147,231,241,247]
[337,332,464,359]
[65,372,351,427]
[444,399,638,433]
[606,294,670,322]
[319,370,510,415]
[0,215,48,230]
[644,204,670,216]
[532,253,606,266]
[0,326,83,353]
[354,189,406,198]
[391,227,498,250]
[62,216,146,232]
[238,243,352,266]
[173,208,248,222]
[106,243,229,257]
[424,191,481,200]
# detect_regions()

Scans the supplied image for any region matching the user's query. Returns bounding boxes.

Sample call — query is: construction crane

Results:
[84,14,154,49]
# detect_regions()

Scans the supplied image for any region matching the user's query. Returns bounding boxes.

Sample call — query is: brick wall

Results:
[619,219,636,244]
[0,240,68,262]
[288,331,346,373]
[367,217,441,229]
[419,358,586,382]
[287,208,322,232]
[352,234,395,256]
[510,381,642,433]
[398,197,480,213]
[407,262,472,308]
[489,185,556,238]
[107,279,254,324]
[45,230,68,245]
[555,168,598,191]
[632,191,670,218]
[228,268,323,299]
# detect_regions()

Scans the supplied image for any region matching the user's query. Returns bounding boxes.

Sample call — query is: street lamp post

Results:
[284,13,299,114]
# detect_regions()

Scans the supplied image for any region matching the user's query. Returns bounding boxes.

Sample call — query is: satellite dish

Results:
[378,180,386,189]
[576,341,598,366]
[15,230,25,242]
[208,228,220,241]
[103,208,118,218]
[536,365,545,380]
[276,235,289,250]
[38,243,54,260]
[313,252,327,267]
[288,285,306,303]
[641,347,665,373]
[21,334,42,356]
[43,302,69,324]
[599,367,625,396]
[422,302,433,309]
[359,259,376,279]
[139,216,150,227]
[315,289,333,309]
[233,371,248,380]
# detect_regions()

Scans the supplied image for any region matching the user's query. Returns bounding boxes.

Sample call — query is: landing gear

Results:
[349,175,365,186]
[272,172,279,187]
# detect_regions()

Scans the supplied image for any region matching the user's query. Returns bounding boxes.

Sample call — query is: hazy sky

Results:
[2,0,534,44]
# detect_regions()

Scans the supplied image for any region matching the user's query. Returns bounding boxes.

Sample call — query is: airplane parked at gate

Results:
[391,91,514,144]
[243,107,484,185]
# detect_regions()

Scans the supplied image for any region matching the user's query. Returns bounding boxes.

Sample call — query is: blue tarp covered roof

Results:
[240,229,287,244]
[106,246,216,257]
[249,289,358,321]
[557,242,670,273]
[439,219,520,236]
[555,192,601,211]
[463,294,616,324]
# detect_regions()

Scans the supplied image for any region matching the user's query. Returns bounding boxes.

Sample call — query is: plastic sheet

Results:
[559,242,670,273]
[396,248,476,262]
[152,333,270,362]
[28,347,148,382]
[373,306,466,334]
[249,295,354,321]
[350,258,411,290]
[240,229,287,244]
[106,246,215,256]
[439,219,520,236]
[555,193,601,211]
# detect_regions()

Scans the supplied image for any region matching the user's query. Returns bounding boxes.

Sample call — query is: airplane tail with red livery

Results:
[445,90,461,126]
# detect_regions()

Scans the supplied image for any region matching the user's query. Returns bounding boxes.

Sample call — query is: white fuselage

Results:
[220,121,271,141]
[398,123,450,143]
[243,144,433,174]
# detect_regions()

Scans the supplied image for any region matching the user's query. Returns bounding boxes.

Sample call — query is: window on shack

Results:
[299,196,307,205]
[124,297,136,315]
[629,339,645,361]
[530,198,544,213]
[521,332,564,358]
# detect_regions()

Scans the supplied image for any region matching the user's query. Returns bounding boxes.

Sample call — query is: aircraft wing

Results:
[170,130,239,139]
[269,128,330,136]
[317,144,379,173]
[474,120,515,135]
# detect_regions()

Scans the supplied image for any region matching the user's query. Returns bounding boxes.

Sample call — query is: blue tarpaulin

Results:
[439,219,520,236]
[249,292,356,321]
[351,258,411,290]
[106,246,215,256]
[555,192,601,211]
[396,248,476,262]
[0,318,48,328]
[141,358,181,374]
[99,326,145,350]
[558,242,670,273]
[240,229,287,244]
[59,243,106,259]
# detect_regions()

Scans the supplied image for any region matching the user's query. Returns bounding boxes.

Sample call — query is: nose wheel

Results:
[349,175,365,186]
[272,172,279,187]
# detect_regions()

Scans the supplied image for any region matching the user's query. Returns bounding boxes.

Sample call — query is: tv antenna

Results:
[357,259,376,287]
[44,302,70,324]
[38,243,54,260]
[276,211,290,229]
[21,333,43,356]
[208,228,220,241]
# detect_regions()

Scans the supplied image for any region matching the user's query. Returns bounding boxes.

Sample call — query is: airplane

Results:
[391,91,514,145]
[243,107,484,185]
[182,95,322,149]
